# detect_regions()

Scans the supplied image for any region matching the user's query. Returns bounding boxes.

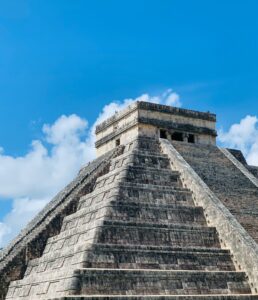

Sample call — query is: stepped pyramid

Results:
[1,101,258,300]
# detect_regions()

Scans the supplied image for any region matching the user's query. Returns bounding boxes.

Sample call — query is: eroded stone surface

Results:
[4,137,254,299]
[172,141,258,243]
[2,101,258,299]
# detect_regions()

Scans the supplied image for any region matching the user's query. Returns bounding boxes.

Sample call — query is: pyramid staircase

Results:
[6,137,257,300]
[171,141,258,243]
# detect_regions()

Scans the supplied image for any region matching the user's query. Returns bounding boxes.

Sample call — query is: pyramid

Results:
[1,101,258,300]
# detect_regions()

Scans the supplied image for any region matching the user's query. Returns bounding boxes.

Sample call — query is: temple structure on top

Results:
[95,101,216,156]
[1,101,258,300]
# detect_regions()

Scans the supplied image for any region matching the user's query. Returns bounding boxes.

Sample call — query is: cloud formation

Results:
[218,115,258,166]
[94,89,181,128]
[0,114,92,247]
[0,89,181,247]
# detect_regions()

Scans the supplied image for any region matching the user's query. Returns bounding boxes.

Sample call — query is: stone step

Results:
[78,185,194,210]
[6,269,76,299]
[81,245,234,271]
[118,182,190,193]
[9,268,250,299]
[62,202,206,232]
[74,269,251,295]
[78,185,118,209]
[51,296,258,300]
[124,149,164,157]
[171,141,258,243]
[120,166,180,186]
[95,165,180,186]
[25,245,234,277]
[116,183,194,206]
[43,221,220,255]
[95,167,180,190]
[111,149,169,170]
[95,221,220,248]
[55,218,219,244]
[109,152,171,171]
[24,243,92,276]
[124,137,161,153]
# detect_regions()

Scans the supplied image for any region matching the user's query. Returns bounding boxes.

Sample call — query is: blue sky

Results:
[0,0,258,247]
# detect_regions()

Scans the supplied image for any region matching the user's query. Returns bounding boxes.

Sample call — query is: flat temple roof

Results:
[95,101,216,134]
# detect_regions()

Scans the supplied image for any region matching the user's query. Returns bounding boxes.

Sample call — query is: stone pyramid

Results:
[1,101,258,300]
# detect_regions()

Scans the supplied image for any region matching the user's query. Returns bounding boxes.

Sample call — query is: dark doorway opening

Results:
[160,129,167,139]
[115,139,120,146]
[188,134,195,143]
[171,132,184,141]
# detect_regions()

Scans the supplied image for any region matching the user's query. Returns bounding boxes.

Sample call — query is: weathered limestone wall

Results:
[172,141,258,243]
[0,147,122,300]
[220,148,258,190]
[96,106,138,141]
[3,99,258,299]
[227,149,258,180]
[138,104,215,129]
[227,148,248,165]
[160,139,258,293]
[248,166,258,179]
[138,123,157,138]
[96,125,139,157]
[95,101,217,156]
[3,136,255,299]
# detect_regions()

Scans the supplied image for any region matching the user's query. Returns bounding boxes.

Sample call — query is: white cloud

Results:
[0,114,92,247]
[162,89,182,107]
[0,198,49,247]
[218,115,258,166]
[0,223,10,249]
[0,89,181,247]
[0,115,91,200]
[94,89,181,127]
[43,114,88,145]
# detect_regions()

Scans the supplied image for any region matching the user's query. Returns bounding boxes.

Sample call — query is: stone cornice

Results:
[95,116,217,148]
[138,101,216,122]
[139,117,217,136]
[95,101,216,134]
